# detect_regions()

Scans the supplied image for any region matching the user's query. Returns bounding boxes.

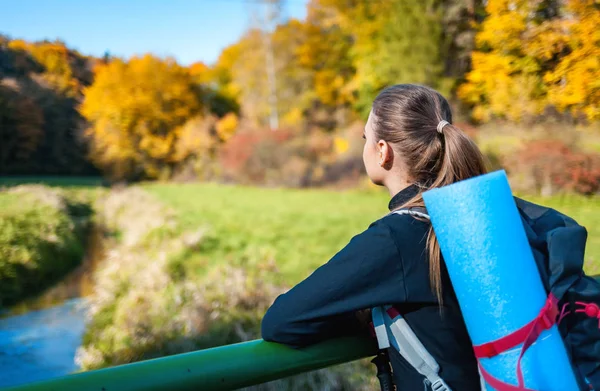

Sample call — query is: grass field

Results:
[3,177,597,287]
[146,183,600,284]
[145,183,390,285]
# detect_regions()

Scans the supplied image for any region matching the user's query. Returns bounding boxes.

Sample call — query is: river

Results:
[0,227,104,388]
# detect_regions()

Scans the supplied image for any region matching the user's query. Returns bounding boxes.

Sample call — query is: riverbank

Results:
[76,185,377,389]
[0,184,102,388]
[0,185,97,308]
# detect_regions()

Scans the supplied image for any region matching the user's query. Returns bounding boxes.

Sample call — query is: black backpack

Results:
[377,201,600,390]
[515,197,600,389]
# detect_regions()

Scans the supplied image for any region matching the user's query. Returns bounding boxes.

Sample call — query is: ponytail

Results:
[372,84,487,305]
[432,123,487,188]
[426,123,487,304]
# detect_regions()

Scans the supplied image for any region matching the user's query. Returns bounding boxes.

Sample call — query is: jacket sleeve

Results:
[261,219,407,347]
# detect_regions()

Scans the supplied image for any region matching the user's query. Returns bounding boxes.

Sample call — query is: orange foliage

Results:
[8,40,82,97]
[81,55,204,180]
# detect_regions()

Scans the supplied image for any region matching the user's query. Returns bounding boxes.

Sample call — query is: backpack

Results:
[515,197,600,389]
[371,200,600,390]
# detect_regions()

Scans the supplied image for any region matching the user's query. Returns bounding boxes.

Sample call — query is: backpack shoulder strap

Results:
[372,305,453,391]
[390,208,431,220]
[382,208,488,390]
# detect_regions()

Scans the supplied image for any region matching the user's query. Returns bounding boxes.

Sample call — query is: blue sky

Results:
[0,0,308,65]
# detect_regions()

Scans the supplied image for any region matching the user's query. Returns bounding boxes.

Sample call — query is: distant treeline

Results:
[0,0,598,182]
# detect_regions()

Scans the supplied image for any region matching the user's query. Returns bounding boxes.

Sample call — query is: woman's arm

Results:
[261,219,406,347]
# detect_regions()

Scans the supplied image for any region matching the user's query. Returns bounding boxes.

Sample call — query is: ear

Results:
[377,140,392,166]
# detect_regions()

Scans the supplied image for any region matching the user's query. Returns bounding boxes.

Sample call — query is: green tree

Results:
[319,0,447,118]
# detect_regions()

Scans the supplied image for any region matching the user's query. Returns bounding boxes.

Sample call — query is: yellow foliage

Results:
[211,42,244,102]
[459,0,600,123]
[8,40,81,97]
[297,4,355,108]
[333,137,350,155]
[215,113,239,141]
[459,52,544,122]
[189,61,212,85]
[282,108,303,127]
[173,117,216,162]
[81,54,203,180]
[475,0,529,52]
[544,0,600,121]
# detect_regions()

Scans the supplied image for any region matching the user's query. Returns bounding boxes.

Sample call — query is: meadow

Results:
[144,183,390,284]
[145,183,600,281]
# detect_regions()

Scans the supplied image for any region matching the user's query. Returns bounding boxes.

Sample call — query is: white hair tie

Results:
[437,120,450,134]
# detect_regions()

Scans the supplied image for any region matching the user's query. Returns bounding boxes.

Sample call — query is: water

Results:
[0,299,88,388]
[0,227,104,388]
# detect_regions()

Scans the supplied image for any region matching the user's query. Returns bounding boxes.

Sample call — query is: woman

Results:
[261,84,485,390]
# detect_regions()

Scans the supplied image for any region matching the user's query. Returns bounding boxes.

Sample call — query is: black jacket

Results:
[261,185,481,390]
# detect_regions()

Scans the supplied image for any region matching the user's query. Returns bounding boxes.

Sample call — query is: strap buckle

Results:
[431,378,451,391]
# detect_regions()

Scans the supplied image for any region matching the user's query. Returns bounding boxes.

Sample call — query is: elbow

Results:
[261,304,303,347]
[261,306,288,343]
[260,317,278,343]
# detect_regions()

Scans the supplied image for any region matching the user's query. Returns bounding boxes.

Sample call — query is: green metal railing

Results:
[3,337,378,391]
[5,276,600,391]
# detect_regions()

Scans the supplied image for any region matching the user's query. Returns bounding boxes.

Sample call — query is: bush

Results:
[504,140,600,196]
[78,188,280,369]
[0,185,91,306]
[219,127,327,187]
[556,152,600,195]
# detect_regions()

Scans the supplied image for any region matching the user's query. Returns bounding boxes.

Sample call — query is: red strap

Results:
[473,319,535,358]
[473,294,559,359]
[474,294,559,390]
[478,363,536,391]
[515,294,559,387]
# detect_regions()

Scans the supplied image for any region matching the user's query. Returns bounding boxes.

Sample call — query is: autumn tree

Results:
[81,55,204,181]
[544,0,600,121]
[318,0,448,117]
[297,1,356,130]
[7,39,90,98]
[0,37,96,176]
[458,0,600,123]
[209,23,314,129]
[0,83,44,173]
[209,12,354,132]
[210,34,263,126]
